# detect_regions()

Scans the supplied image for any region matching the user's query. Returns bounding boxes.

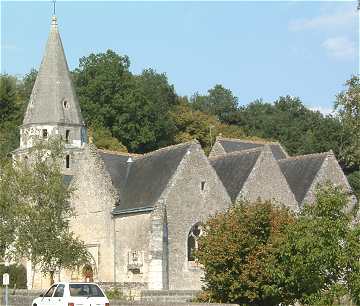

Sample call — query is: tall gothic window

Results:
[188,223,203,261]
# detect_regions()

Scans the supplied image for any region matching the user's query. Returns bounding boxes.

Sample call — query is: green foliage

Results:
[274,184,360,305]
[171,100,248,154]
[0,72,36,156]
[0,264,27,289]
[335,75,360,168]
[112,69,177,153]
[0,139,90,280]
[73,51,177,153]
[191,84,238,123]
[195,199,295,306]
[105,288,126,300]
[231,96,343,159]
[197,185,360,306]
[92,126,127,152]
[348,171,360,199]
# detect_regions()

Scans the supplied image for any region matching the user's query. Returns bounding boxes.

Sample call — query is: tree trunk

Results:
[49,270,55,285]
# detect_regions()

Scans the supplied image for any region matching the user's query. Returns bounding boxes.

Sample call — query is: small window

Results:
[63,100,69,109]
[53,284,65,297]
[66,155,70,169]
[42,129,48,138]
[201,181,205,191]
[65,130,70,143]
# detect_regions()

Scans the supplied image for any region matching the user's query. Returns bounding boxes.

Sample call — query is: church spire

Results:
[23,15,83,126]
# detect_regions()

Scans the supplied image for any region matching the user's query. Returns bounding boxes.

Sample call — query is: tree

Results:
[171,100,247,154]
[73,50,177,153]
[231,96,343,160]
[195,200,295,306]
[191,84,238,123]
[112,69,177,153]
[73,49,132,128]
[274,184,360,305]
[196,185,360,305]
[335,75,360,169]
[0,140,90,285]
[92,125,128,152]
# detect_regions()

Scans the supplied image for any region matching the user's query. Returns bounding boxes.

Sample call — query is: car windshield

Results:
[69,284,104,297]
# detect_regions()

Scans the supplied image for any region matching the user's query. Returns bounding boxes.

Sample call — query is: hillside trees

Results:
[73,50,177,153]
[335,75,360,169]
[231,96,343,158]
[196,185,360,305]
[191,84,238,123]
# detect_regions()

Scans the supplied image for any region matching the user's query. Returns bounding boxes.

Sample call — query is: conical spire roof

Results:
[23,16,83,126]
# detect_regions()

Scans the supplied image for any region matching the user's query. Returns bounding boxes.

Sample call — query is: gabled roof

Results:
[210,149,262,202]
[23,16,83,126]
[100,143,192,214]
[278,153,328,203]
[216,138,288,160]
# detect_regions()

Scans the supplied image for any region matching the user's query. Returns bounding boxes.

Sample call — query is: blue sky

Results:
[1,1,359,114]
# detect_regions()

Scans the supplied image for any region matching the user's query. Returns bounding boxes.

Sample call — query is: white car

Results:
[32,282,110,306]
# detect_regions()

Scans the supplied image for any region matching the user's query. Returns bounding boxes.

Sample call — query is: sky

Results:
[1,1,359,114]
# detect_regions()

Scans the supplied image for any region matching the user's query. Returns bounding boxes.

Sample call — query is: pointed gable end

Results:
[279,153,327,204]
[23,16,83,126]
[210,148,262,202]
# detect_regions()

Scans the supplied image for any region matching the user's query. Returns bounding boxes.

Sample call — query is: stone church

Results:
[14,16,355,292]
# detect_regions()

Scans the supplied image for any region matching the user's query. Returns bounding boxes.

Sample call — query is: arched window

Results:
[188,223,203,261]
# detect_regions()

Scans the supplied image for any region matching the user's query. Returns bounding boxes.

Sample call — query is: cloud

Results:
[322,36,355,59]
[289,8,356,31]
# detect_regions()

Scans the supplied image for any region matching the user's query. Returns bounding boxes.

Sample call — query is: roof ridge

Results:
[209,147,263,161]
[139,141,197,159]
[97,149,141,157]
[279,151,332,162]
[217,136,279,145]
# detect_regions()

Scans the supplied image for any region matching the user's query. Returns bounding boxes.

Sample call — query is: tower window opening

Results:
[42,129,48,138]
[65,130,70,143]
[201,181,206,191]
[66,155,70,169]
[63,100,69,109]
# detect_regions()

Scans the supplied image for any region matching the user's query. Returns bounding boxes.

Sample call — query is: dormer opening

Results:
[201,181,206,191]
[42,129,48,138]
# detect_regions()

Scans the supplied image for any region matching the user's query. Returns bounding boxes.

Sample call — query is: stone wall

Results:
[163,143,232,290]
[302,153,357,208]
[239,146,298,211]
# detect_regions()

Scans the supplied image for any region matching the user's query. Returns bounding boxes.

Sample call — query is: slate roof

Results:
[23,16,83,126]
[278,153,328,203]
[210,149,262,203]
[100,143,192,214]
[217,138,288,160]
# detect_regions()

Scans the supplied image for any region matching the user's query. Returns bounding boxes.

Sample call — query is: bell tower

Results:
[16,15,87,172]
